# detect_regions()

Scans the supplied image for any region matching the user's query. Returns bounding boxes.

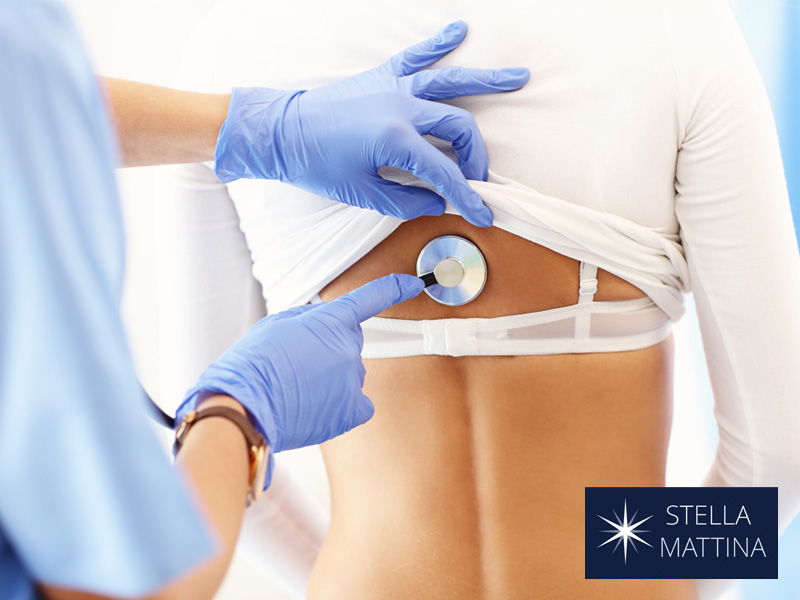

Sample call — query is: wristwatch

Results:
[174,405,269,506]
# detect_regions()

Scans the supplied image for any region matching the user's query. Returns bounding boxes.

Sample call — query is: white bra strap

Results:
[578,262,598,304]
[575,262,598,339]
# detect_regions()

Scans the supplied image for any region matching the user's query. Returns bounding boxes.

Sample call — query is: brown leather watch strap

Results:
[174,406,265,453]
[174,405,269,506]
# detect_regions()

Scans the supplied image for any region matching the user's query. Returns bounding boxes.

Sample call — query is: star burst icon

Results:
[597,500,653,563]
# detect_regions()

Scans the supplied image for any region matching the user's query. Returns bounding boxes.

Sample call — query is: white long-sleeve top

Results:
[162,0,800,596]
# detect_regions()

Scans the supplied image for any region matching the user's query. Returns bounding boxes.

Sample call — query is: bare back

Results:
[310,215,698,599]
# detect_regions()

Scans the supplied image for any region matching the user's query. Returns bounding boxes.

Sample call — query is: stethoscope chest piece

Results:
[416,235,487,306]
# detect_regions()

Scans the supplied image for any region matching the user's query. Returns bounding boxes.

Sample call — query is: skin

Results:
[309,215,699,600]
[101,78,231,167]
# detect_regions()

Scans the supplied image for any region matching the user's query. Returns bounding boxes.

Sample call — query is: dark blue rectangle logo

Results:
[585,487,777,579]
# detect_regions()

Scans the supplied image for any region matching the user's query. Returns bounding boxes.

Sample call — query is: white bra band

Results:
[360,262,671,358]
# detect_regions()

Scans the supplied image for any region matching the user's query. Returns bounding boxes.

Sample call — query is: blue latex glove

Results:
[213,21,530,227]
[176,274,424,486]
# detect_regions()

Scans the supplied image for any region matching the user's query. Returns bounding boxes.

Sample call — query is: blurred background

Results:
[63,1,799,598]
[731,3,800,598]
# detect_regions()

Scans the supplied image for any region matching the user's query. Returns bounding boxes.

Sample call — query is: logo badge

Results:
[585,487,777,579]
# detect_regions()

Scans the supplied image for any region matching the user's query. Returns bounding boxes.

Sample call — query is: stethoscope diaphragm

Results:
[416,235,487,306]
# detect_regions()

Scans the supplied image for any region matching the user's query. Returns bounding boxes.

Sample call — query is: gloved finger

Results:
[333,274,425,325]
[245,305,317,336]
[411,100,488,181]
[365,176,446,220]
[404,66,530,101]
[352,319,365,352]
[356,393,375,424]
[357,360,367,387]
[266,304,319,323]
[388,138,493,227]
[334,391,374,439]
[383,21,467,77]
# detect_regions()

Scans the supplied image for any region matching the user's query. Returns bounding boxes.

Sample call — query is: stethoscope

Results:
[146,393,176,429]
[417,234,487,306]
[145,234,487,428]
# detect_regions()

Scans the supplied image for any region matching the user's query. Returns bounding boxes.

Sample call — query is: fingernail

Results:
[423,203,446,217]
[500,67,531,86]
[474,206,494,228]
[443,21,466,37]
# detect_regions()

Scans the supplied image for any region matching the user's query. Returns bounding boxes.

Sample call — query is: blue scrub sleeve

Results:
[0,0,216,597]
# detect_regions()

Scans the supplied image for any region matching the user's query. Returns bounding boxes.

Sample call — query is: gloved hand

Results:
[213,21,530,227]
[176,274,424,486]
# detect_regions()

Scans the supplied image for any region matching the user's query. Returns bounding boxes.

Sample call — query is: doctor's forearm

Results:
[163,394,252,599]
[101,78,230,167]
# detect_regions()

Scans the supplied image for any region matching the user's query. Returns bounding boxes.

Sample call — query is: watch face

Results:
[249,444,269,504]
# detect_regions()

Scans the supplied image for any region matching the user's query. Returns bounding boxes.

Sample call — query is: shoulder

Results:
[0,0,103,131]
[0,0,77,65]
[657,0,751,66]
[656,0,763,137]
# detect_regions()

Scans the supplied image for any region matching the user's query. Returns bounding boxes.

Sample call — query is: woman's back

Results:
[311,214,689,598]
[163,0,800,597]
